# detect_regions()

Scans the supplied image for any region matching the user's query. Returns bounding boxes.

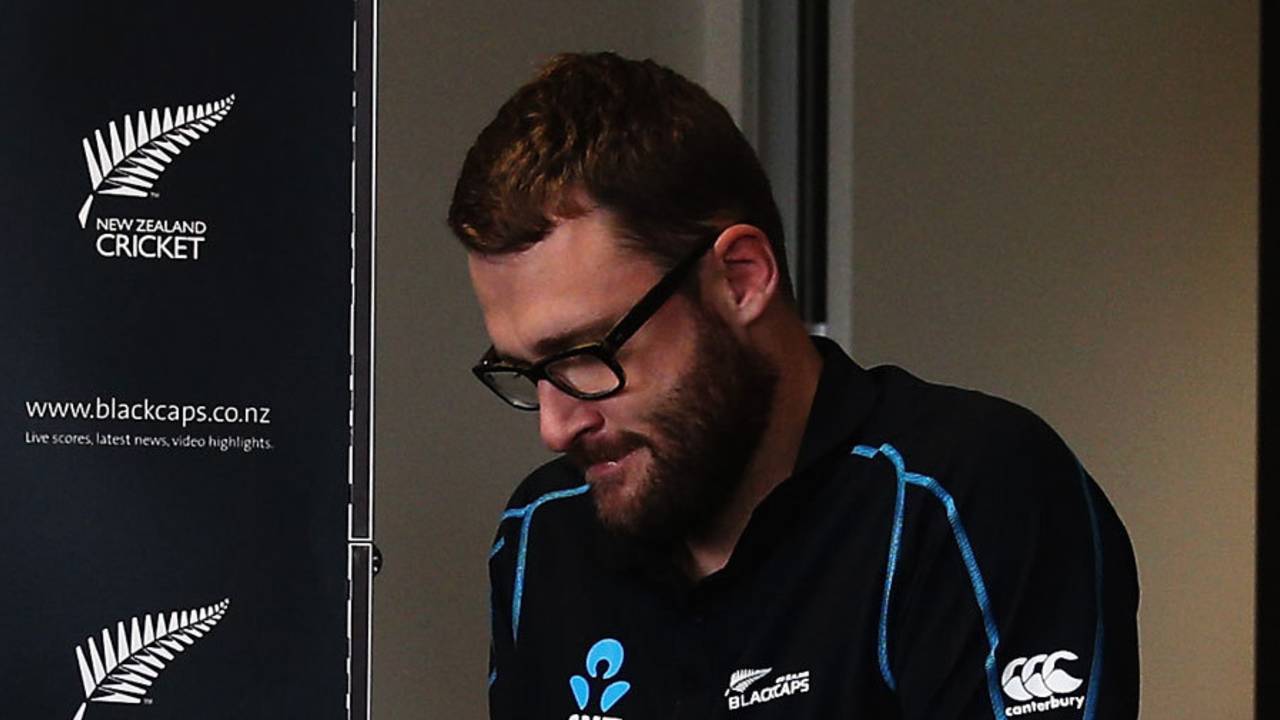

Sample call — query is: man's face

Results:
[468,210,777,542]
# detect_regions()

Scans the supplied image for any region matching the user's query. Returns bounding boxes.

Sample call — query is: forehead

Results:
[467,210,662,359]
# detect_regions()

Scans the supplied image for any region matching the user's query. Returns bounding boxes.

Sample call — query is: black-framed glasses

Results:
[472,230,721,410]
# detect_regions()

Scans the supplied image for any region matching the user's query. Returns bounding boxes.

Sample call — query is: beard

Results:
[568,306,779,545]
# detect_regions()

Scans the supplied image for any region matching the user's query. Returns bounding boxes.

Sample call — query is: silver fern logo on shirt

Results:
[724,667,810,711]
[68,598,230,720]
[78,95,235,260]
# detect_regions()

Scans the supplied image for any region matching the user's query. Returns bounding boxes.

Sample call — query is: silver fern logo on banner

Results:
[77,94,236,228]
[70,597,231,720]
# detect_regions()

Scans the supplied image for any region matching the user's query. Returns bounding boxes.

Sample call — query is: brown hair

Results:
[447,51,792,298]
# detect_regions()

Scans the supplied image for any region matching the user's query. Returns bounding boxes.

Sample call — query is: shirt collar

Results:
[791,335,879,475]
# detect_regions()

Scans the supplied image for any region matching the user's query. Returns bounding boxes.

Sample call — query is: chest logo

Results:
[568,638,630,720]
[724,667,811,711]
[726,667,772,694]
[1001,650,1086,716]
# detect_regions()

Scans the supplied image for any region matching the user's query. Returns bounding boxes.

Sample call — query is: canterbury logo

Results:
[725,668,772,695]
[78,95,236,228]
[70,598,230,720]
[1000,650,1084,701]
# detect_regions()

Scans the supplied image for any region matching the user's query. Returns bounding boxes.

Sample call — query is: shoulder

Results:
[859,365,1084,512]
[867,364,1054,438]
[853,366,1135,606]
[489,457,596,568]
[500,456,594,516]
[488,457,595,594]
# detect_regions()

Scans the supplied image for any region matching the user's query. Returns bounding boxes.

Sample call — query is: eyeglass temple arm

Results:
[604,234,719,348]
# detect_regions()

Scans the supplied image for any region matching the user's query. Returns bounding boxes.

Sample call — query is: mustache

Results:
[567,431,650,469]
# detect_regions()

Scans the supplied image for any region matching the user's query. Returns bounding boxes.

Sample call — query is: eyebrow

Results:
[528,316,620,359]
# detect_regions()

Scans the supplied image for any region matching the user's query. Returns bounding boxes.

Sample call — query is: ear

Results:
[709,223,780,326]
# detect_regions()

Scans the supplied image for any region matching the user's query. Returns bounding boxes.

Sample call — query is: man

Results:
[447,52,1139,719]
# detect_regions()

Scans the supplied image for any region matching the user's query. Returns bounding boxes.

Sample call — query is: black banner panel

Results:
[0,3,374,719]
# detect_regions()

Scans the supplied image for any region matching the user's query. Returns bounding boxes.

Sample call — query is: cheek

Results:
[600,374,676,435]
[615,311,701,398]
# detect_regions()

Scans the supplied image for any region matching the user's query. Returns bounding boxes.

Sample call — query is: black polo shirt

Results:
[486,337,1139,719]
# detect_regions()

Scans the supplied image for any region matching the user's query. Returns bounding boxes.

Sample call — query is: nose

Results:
[537,380,602,453]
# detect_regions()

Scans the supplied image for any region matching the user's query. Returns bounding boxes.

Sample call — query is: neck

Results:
[681,330,823,580]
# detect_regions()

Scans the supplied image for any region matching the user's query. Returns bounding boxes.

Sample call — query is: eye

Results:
[545,354,620,395]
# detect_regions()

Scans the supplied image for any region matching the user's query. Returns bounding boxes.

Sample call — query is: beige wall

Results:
[373,3,712,718]
[850,2,1257,718]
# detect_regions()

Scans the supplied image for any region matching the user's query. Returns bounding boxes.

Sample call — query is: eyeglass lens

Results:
[543,354,620,395]
[484,353,624,408]
[483,369,539,407]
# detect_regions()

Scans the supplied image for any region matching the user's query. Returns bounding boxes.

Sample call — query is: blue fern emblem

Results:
[570,638,631,713]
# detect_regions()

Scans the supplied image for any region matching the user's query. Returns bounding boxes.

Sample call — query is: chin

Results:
[591,478,689,545]
[582,445,648,520]
[590,474,649,531]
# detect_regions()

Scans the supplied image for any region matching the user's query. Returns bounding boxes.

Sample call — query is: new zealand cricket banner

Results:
[0,2,376,719]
